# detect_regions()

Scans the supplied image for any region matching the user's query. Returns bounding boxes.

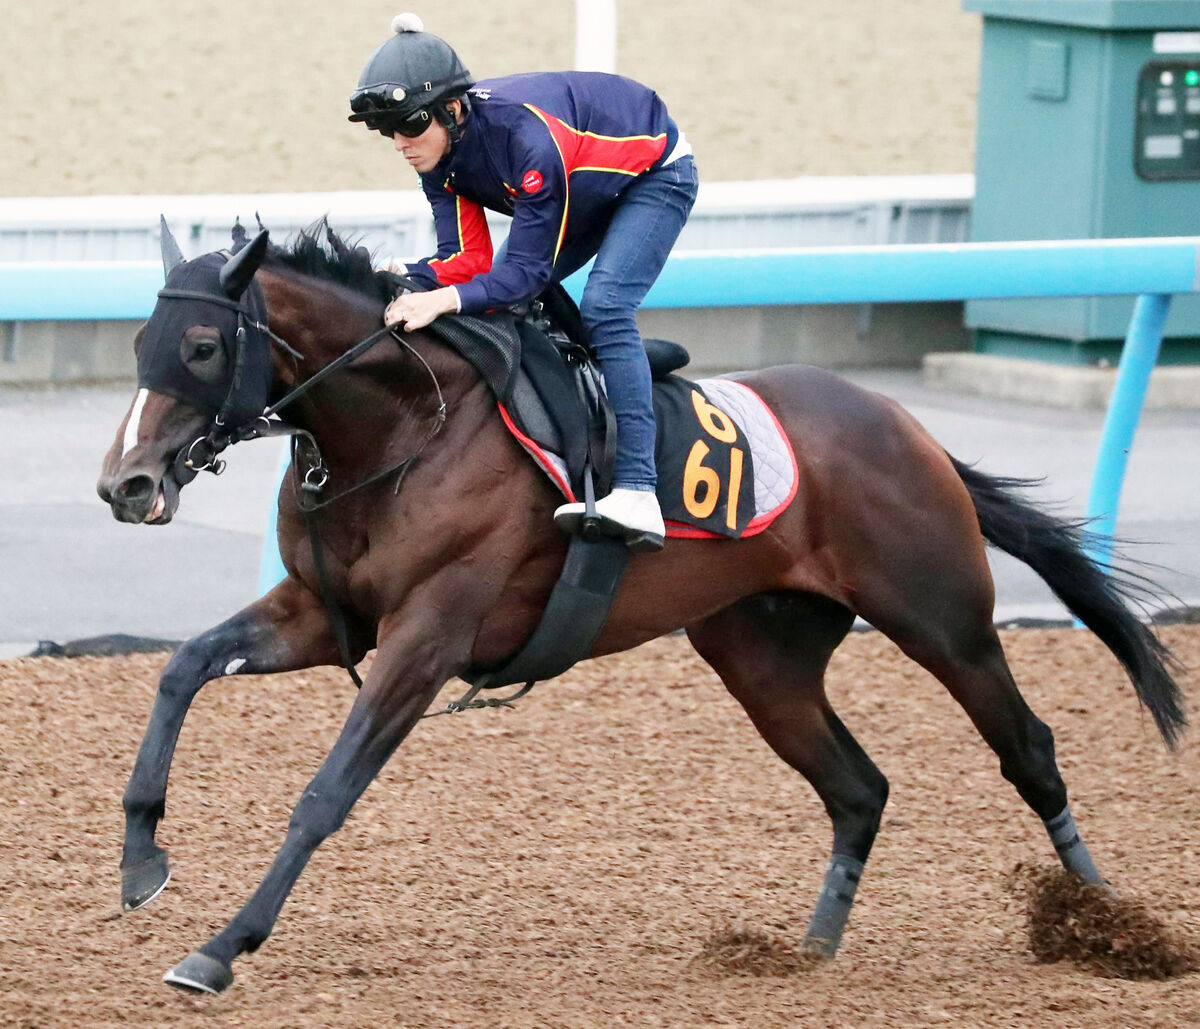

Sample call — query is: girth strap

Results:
[462,535,630,692]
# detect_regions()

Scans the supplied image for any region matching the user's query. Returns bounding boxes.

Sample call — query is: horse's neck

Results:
[260,269,480,461]
[260,269,379,385]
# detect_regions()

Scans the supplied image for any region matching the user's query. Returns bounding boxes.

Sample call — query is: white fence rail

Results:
[0,175,973,265]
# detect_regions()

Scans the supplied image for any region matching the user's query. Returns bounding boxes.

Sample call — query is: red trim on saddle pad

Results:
[497,402,576,502]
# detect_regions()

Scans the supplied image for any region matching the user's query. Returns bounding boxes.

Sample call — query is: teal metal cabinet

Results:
[964,0,1200,364]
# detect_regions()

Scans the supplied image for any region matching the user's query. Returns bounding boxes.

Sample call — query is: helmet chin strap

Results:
[434,93,470,146]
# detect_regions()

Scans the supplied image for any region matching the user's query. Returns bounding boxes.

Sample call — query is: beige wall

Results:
[1,2,981,196]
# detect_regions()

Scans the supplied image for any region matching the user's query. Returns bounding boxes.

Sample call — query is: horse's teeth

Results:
[147,490,166,522]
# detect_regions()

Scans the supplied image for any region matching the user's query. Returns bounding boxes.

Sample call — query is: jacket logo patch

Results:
[521,169,544,194]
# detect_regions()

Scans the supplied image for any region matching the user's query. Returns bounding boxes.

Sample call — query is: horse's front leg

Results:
[161,609,464,994]
[121,576,356,912]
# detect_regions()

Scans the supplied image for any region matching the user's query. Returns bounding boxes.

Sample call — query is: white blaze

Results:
[122,388,149,459]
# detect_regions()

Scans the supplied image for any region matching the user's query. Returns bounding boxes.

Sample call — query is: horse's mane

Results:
[260,219,395,305]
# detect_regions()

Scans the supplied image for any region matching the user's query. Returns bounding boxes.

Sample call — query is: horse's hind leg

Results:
[120,576,355,912]
[687,591,888,957]
[850,492,1105,887]
[893,620,1102,884]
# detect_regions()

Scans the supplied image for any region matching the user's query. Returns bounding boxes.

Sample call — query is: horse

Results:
[96,223,1186,994]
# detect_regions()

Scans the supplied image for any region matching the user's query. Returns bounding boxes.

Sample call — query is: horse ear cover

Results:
[160,215,186,281]
[219,229,269,300]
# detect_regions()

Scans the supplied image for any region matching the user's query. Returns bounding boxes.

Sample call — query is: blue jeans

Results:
[551,156,699,492]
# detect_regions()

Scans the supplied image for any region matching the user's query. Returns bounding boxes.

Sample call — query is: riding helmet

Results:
[348,13,473,132]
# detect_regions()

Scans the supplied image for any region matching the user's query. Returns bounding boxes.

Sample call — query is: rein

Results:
[173,322,394,481]
[263,325,392,420]
[284,330,447,513]
[177,319,447,503]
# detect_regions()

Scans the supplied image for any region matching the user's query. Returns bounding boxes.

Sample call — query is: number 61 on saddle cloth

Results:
[501,375,799,540]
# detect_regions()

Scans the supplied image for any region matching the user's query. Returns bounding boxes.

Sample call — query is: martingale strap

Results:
[282,329,447,688]
[304,505,363,689]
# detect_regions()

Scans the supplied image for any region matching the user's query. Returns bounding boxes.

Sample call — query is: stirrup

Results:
[554,482,664,553]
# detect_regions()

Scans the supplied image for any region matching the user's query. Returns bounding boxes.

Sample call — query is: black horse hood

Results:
[138,252,273,427]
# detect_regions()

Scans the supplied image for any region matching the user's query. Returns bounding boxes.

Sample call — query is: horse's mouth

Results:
[104,472,182,525]
[146,487,168,524]
[142,475,182,525]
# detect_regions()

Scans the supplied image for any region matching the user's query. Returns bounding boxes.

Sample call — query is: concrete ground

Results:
[1,371,1197,656]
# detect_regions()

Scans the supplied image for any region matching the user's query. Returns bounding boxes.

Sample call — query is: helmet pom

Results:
[391,12,425,33]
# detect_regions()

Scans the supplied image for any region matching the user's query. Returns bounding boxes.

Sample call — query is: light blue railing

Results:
[4,236,1196,591]
[5,237,1198,316]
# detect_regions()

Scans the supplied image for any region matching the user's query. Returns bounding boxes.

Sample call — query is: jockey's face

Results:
[391,99,463,174]
[394,117,449,173]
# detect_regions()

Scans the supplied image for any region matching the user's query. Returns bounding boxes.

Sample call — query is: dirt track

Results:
[2,626,1198,1028]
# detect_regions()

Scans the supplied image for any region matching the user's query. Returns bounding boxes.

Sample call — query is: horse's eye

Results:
[181,330,228,384]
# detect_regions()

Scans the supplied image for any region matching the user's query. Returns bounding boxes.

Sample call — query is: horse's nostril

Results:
[96,479,113,503]
[115,475,156,503]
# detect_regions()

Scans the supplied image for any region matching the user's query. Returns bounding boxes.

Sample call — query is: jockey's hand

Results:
[385,287,459,331]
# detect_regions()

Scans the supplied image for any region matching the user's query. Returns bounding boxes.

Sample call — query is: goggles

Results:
[374,108,434,138]
[350,89,435,138]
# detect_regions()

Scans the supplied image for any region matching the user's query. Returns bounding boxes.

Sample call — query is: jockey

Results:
[350,14,698,553]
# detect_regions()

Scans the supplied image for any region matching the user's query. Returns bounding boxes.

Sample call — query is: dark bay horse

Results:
[96,226,1185,994]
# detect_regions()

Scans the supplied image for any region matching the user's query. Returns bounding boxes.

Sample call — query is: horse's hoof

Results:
[163,951,234,994]
[121,850,171,911]
[802,936,839,959]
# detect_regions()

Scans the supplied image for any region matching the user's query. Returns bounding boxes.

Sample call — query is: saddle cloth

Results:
[502,375,798,540]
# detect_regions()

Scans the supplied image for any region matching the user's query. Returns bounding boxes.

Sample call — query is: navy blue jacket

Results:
[404,71,682,313]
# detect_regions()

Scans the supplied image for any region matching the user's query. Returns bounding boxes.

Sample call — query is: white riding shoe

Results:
[553,487,666,553]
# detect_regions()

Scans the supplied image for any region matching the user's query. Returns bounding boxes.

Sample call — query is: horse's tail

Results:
[949,454,1186,749]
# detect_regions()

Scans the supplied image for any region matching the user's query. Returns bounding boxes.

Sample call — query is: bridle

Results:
[153,282,281,484]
